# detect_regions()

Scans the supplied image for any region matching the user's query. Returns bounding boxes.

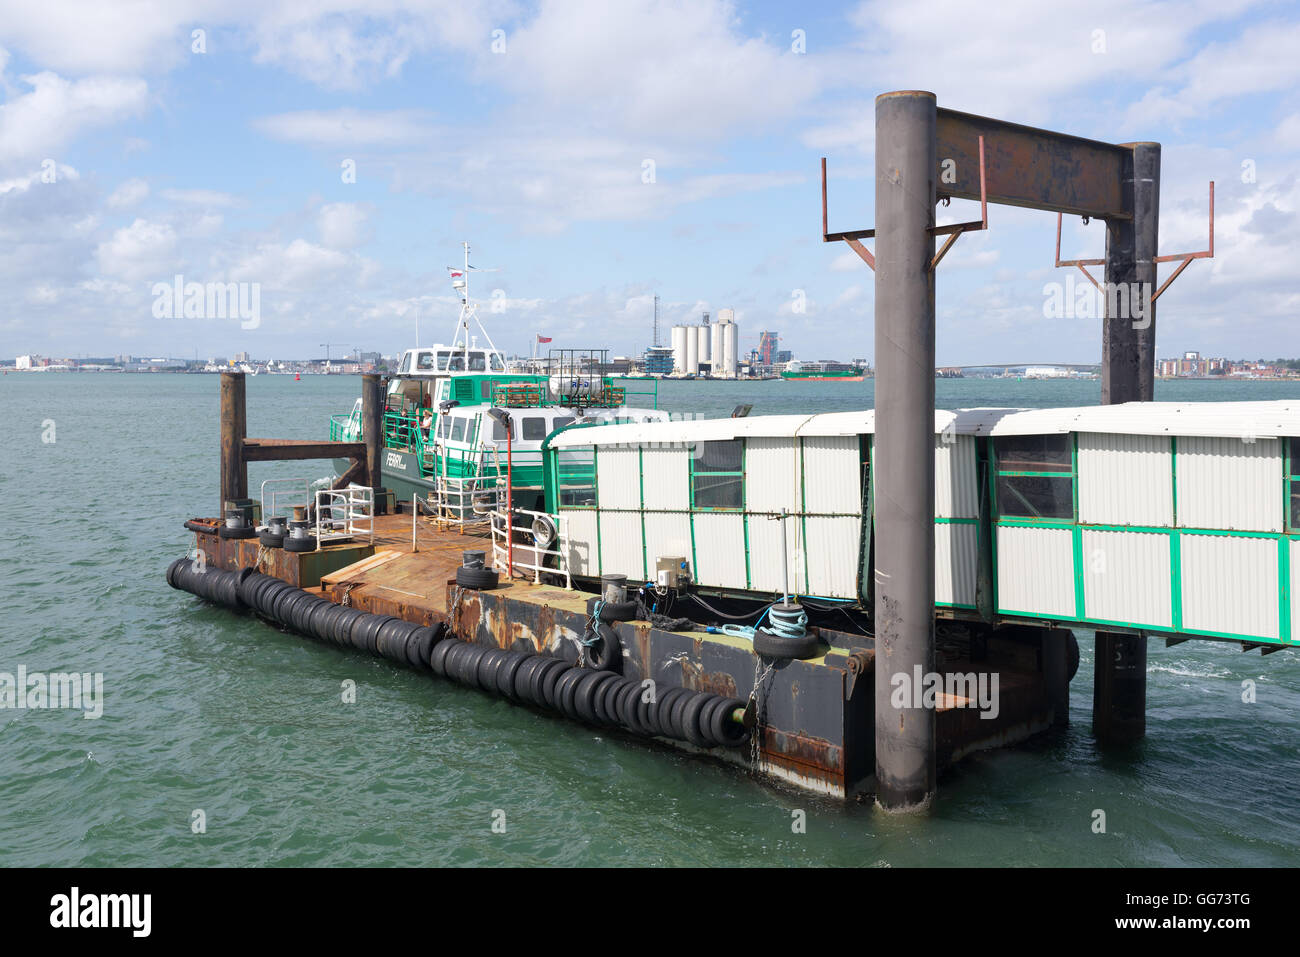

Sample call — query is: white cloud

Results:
[95,218,179,281]
[161,188,239,207]
[0,70,148,170]
[253,108,436,147]
[317,202,372,249]
[107,178,149,208]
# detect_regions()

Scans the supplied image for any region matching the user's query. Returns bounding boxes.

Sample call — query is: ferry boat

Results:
[329,244,666,514]
[780,360,866,381]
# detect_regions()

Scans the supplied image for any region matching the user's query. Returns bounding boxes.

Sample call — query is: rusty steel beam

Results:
[936,108,1132,220]
[241,438,367,462]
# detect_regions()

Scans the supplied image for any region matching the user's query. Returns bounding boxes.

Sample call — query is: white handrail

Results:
[490,505,571,589]
[315,486,375,544]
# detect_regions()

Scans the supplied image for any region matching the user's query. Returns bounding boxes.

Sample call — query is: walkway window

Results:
[691,439,744,510]
[1290,438,1300,530]
[994,434,1074,521]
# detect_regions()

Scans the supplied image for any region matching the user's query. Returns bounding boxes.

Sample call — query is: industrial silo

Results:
[671,326,688,375]
[685,328,699,375]
[710,322,724,376]
[697,325,710,366]
[722,320,738,377]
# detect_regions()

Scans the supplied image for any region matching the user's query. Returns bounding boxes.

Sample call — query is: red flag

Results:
[537,335,553,343]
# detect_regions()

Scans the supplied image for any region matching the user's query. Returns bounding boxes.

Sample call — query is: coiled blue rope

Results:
[717,603,807,641]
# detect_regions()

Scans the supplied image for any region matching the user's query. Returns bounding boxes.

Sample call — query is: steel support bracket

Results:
[822,136,989,273]
[1055,181,1214,298]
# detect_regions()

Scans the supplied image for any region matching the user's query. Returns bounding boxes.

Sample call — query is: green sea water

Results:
[2,371,1299,867]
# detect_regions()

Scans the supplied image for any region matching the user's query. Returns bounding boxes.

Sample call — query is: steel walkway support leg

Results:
[362,373,384,492]
[873,90,938,811]
[1095,142,1159,744]
[219,371,247,518]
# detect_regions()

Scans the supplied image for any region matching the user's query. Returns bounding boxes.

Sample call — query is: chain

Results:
[341,582,355,608]
[748,656,775,773]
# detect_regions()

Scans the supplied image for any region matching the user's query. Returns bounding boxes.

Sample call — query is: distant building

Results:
[15,355,34,370]
[1025,366,1070,378]
[643,346,674,375]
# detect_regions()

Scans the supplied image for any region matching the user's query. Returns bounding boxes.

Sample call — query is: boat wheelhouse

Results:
[539,400,1300,649]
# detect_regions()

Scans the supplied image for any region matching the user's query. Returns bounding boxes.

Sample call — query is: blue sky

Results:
[1,0,1298,365]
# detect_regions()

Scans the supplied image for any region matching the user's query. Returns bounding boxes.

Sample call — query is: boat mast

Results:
[448,241,506,367]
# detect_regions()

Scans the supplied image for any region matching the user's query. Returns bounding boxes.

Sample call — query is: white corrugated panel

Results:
[935,434,978,519]
[1179,533,1279,639]
[1291,540,1300,643]
[803,516,861,599]
[801,436,860,513]
[691,513,748,590]
[745,437,800,513]
[1080,529,1171,627]
[598,511,645,580]
[996,525,1075,617]
[746,513,805,595]
[1175,436,1282,532]
[1077,432,1173,526]
[642,513,693,572]
[935,523,978,606]
[640,447,689,510]
[595,447,641,509]
[957,400,1300,439]
[561,510,599,577]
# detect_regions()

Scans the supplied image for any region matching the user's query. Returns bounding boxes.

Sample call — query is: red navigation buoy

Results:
[294,373,300,381]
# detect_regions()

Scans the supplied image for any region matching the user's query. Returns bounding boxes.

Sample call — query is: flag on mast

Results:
[537,334,552,343]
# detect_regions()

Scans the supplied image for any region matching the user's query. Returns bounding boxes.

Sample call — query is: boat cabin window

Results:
[691,439,744,510]
[416,351,437,372]
[449,417,467,442]
[469,353,486,371]
[490,417,513,441]
[994,434,1074,521]
[490,353,505,371]
[521,416,549,442]
[399,352,412,374]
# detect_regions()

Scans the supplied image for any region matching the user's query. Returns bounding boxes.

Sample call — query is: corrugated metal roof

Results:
[547,401,1300,447]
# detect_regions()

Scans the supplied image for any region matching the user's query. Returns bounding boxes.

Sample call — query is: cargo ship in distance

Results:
[780,360,867,381]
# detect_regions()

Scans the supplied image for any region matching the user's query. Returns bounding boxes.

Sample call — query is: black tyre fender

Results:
[406,626,437,670]
[476,647,509,691]
[708,696,750,748]
[283,535,318,553]
[456,565,499,590]
[429,636,457,678]
[679,692,715,748]
[584,621,622,672]
[654,686,691,740]
[219,525,257,540]
[593,674,625,726]
[535,657,567,709]
[752,627,821,661]
[570,670,608,725]
[615,680,642,732]
[495,651,528,701]
[258,530,285,548]
[585,596,639,622]
[554,667,586,720]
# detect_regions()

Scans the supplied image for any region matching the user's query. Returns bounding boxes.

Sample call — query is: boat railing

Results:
[314,485,375,544]
[489,504,572,589]
[261,477,314,521]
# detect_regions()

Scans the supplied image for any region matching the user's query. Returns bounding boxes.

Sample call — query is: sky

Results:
[1,0,1298,365]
